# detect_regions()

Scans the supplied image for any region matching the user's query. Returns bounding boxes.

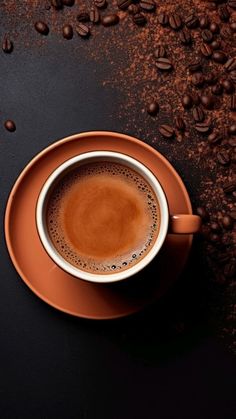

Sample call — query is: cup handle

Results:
[169,214,201,234]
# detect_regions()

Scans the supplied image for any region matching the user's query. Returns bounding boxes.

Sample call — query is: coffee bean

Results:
[169,14,182,30]
[154,46,166,59]
[229,136,236,146]
[201,94,214,109]
[218,5,230,21]
[51,0,63,9]
[210,233,221,244]
[62,0,75,5]
[195,121,211,133]
[229,124,236,135]
[208,131,222,144]
[201,29,213,43]
[225,57,236,72]
[196,206,209,221]
[230,22,236,32]
[210,221,221,232]
[34,21,49,35]
[209,22,220,34]
[229,71,236,84]
[133,13,147,26]
[62,24,73,39]
[199,16,209,29]
[156,57,173,71]
[180,30,192,45]
[217,150,230,165]
[175,116,185,131]
[90,6,100,23]
[76,23,90,37]
[188,61,202,73]
[185,14,199,29]
[212,51,228,64]
[222,79,234,94]
[192,106,205,122]
[158,13,169,26]
[211,40,221,50]
[139,0,156,12]
[182,94,193,109]
[212,83,223,95]
[147,101,159,115]
[231,150,236,163]
[4,120,16,132]
[102,14,119,26]
[159,125,175,138]
[228,0,236,9]
[191,72,205,88]
[2,35,13,53]
[128,4,140,14]
[230,95,236,111]
[117,0,132,10]
[223,180,236,194]
[77,12,90,22]
[95,0,107,8]
[229,210,236,220]
[200,43,213,57]
[206,72,218,85]
[221,27,232,41]
[224,260,236,278]
[222,215,233,229]
[192,93,201,106]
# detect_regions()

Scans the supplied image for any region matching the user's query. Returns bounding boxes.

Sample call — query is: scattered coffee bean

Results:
[199,16,209,29]
[231,150,236,163]
[229,124,236,135]
[62,0,75,5]
[211,40,221,50]
[223,180,236,194]
[197,206,209,221]
[229,210,236,220]
[212,51,228,64]
[206,72,218,85]
[158,13,169,26]
[90,6,100,23]
[76,23,90,37]
[210,233,221,244]
[201,43,213,57]
[51,0,63,9]
[229,71,236,84]
[182,94,193,109]
[185,14,199,29]
[188,61,202,73]
[180,30,192,45]
[192,92,201,106]
[224,260,236,278]
[201,29,213,43]
[102,14,119,26]
[94,0,107,8]
[222,215,233,229]
[212,83,223,95]
[2,35,13,53]
[154,46,166,59]
[175,116,185,131]
[192,106,205,122]
[222,79,234,94]
[195,121,211,133]
[191,72,205,87]
[201,94,214,109]
[217,150,230,165]
[117,0,132,10]
[209,22,220,34]
[4,120,16,132]
[156,57,173,71]
[210,221,221,232]
[159,124,175,138]
[230,96,236,111]
[139,0,156,12]
[34,21,49,35]
[133,13,147,26]
[208,131,222,144]
[77,12,90,22]
[225,57,236,72]
[62,24,73,39]
[147,101,159,115]
[230,22,236,32]
[218,5,230,22]
[228,0,236,9]
[221,27,232,41]
[128,4,140,14]
[229,136,236,146]
[169,14,182,30]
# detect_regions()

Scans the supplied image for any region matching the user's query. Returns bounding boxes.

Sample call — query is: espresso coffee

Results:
[46,160,160,274]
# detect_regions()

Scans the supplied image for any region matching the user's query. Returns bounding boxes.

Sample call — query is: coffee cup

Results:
[36,151,201,283]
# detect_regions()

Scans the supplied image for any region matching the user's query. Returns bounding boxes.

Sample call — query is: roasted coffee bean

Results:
[212,51,228,64]
[90,6,100,23]
[218,5,230,21]
[139,0,156,12]
[201,94,214,109]
[156,57,173,71]
[231,150,236,163]
[222,215,233,229]
[209,22,220,34]
[229,136,236,146]
[225,57,236,72]
[209,233,221,244]
[158,13,169,26]
[229,210,236,220]
[133,13,147,26]
[229,71,236,83]
[208,131,222,144]
[230,22,236,32]
[210,221,221,232]
[191,72,205,87]
[228,124,236,135]
[62,24,73,39]
[34,21,49,35]
[77,12,90,22]
[182,94,193,109]
[228,0,236,9]
[4,120,16,132]
[102,14,119,26]
[117,0,132,10]
[154,46,166,58]
[175,116,185,131]
[62,0,75,5]
[195,121,211,133]
[95,0,107,8]
[196,206,209,221]
[169,14,182,30]
[211,40,221,50]
[188,61,202,73]
[224,260,236,278]
[159,124,175,138]
[199,16,209,29]
[128,4,140,14]
[223,180,236,194]
[201,29,213,43]
[180,30,192,45]
[200,43,212,57]
[221,27,232,41]
[230,96,236,111]
[147,101,159,115]
[192,93,201,105]
[192,106,205,122]
[51,0,63,9]
[212,83,223,95]
[206,72,218,85]
[185,14,199,29]
[76,23,90,37]
[2,36,13,53]
[217,150,230,165]
[222,79,234,94]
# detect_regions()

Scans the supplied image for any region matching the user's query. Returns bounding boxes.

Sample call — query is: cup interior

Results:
[36,151,169,283]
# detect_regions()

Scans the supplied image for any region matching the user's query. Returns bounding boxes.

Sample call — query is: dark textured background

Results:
[0,4,236,419]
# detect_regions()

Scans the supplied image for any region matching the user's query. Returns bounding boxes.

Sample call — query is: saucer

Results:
[5,131,193,319]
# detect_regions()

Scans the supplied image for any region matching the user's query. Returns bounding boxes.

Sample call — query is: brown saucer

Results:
[5,131,192,319]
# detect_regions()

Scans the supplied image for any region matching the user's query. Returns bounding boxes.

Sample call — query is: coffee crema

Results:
[46,160,160,274]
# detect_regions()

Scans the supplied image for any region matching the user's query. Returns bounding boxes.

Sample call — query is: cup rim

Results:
[36,151,169,283]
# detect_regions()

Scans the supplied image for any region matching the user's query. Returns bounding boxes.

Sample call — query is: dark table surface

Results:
[0,3,236,419]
